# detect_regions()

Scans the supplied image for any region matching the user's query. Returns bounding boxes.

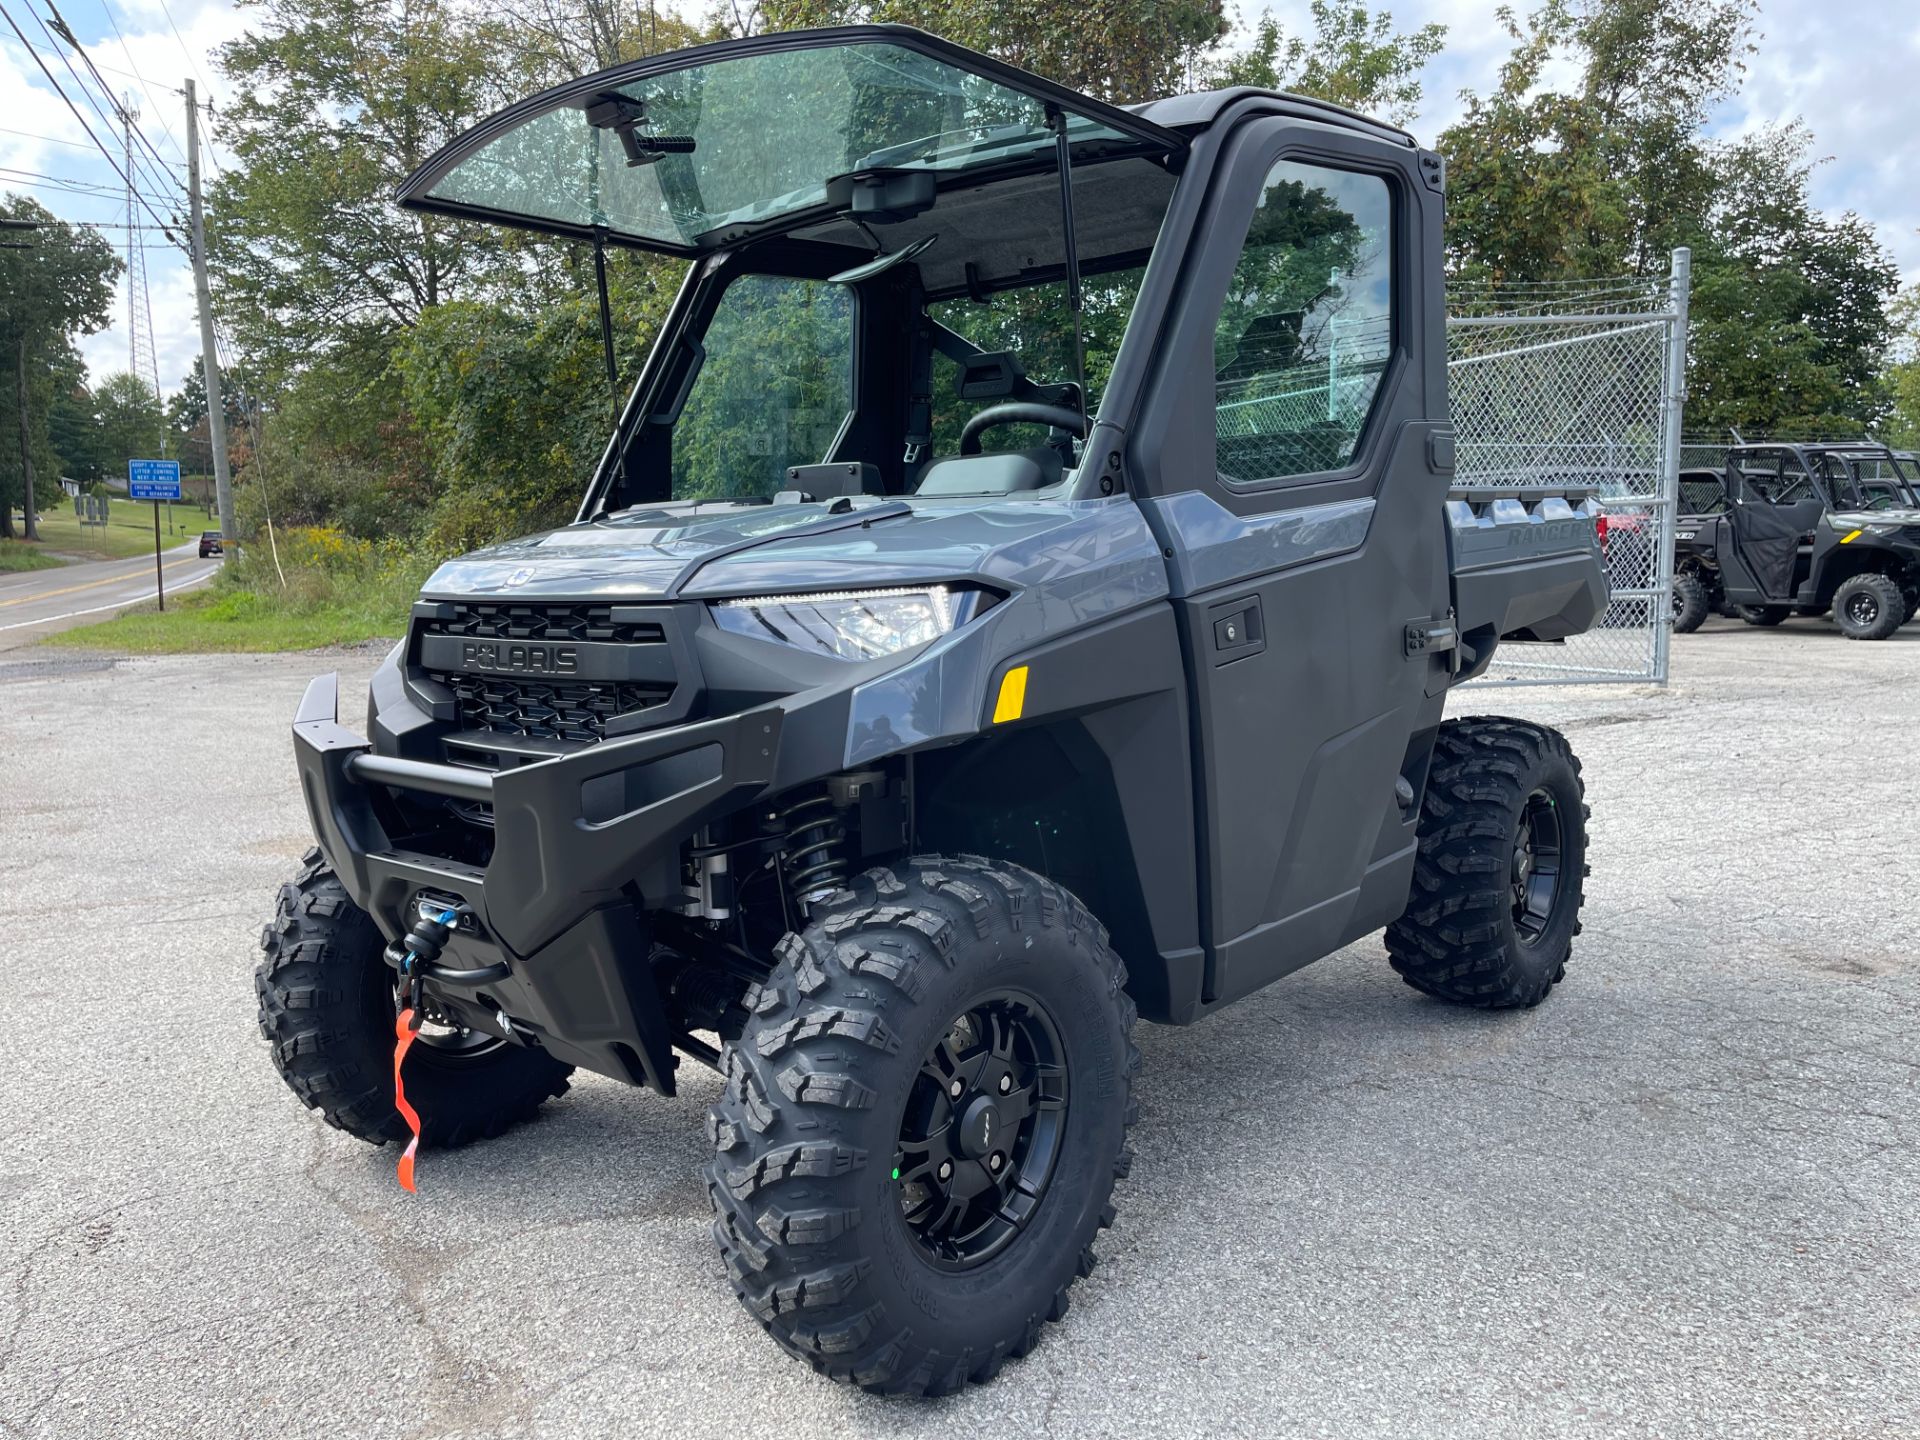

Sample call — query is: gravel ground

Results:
[0,618,1915,1439]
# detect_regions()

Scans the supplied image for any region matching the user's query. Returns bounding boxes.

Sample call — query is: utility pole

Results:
[185,78,236,559]
[4,218,41,543]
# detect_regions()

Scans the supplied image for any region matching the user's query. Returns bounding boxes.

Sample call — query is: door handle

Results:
[1207,595,1265,663]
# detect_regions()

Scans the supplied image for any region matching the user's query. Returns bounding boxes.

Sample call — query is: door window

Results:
[1214,161,1393,484]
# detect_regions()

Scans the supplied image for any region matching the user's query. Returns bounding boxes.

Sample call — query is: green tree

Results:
[1683,127,1900,436]
[750,0,1231,104]
[0,196,120,540]
[209,0,524,380]
[1441,0,1755,281]
[93,372,169,478]
[1884,289,1920,450]
[393,257,682,549]
[48,362,106,485]
[1440,1,1898,437]
[1212,1,1447,122]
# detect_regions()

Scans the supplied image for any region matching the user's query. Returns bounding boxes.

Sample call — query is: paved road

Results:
[0,620,1914,1438]
[0,543,218,651]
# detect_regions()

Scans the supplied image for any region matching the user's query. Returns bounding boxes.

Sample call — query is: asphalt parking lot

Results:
[1,617,1915,1439]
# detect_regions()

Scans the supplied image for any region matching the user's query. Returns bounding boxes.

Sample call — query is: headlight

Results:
[712,586,959,661]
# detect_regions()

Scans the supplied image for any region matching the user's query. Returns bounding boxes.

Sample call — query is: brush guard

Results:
[291,672,785,1092]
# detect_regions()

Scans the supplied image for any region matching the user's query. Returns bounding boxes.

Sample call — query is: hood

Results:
[418,494,1167,606]
[1832,508,1920,530]
[419,498,906,600]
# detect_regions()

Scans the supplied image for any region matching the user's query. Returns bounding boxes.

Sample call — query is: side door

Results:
[1128,117,1452,1009]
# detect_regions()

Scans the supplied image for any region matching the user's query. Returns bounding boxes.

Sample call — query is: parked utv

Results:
[1671,442,1920,639]
[257,27,1606,1395]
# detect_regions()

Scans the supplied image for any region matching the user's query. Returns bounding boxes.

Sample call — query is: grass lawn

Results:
[14,501,218,561]
[0,541,72,573]
[44,578,410,655]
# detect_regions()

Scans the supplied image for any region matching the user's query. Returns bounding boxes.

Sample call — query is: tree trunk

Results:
[15,333,37,542]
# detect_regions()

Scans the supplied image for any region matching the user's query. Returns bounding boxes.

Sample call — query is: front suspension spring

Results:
[777,790,848,902]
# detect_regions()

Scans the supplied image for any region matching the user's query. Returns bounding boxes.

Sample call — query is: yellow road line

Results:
[0,566,218,633]
[0,554,205,609]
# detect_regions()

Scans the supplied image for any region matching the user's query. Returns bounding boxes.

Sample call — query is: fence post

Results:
[1651,247,1691,684]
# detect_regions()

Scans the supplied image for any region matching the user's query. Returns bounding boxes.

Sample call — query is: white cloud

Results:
[2,0,245,398]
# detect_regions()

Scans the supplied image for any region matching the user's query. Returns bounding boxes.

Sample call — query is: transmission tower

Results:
[120,92,161,401]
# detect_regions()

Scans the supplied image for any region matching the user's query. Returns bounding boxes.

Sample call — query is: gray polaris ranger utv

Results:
[258,27,1606,1395]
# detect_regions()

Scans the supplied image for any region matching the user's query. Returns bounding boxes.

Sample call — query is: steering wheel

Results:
[958,402,1089,456]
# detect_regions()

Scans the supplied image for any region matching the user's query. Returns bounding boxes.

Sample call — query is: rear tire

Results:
[1670,572,1710,633]
[255,849,573,1146]
[704,857,1138,1395]
[1738,604,1790,627]
[1386,718,1589,1009]
[1832,573,1903,640]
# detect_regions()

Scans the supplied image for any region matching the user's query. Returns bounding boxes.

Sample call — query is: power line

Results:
[150,0,213,95]
[0,0,186,251]
[3,5,231,178]
[11,214,177,229]
[0,169,173,204]
[39,3,187,203]
[147,0,228,177]
[0,124,111,153]
[21,12,181,213]
[94,0,191,165]
[0,162,122,191]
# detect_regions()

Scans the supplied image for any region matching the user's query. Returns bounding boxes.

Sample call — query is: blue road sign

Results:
[128,458,182,501]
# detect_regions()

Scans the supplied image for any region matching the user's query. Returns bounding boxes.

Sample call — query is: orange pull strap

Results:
[393,1008,423,1192]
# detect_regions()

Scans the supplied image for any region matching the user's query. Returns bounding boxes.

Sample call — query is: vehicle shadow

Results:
[1681,614,1920,642]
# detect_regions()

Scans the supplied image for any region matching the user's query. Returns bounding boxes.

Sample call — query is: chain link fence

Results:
[1445,251,1691,685]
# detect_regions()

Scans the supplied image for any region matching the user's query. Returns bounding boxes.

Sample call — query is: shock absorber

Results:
[777,789,849,907]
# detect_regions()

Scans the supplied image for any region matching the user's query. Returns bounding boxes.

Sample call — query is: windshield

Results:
[663,266,1143,504]
[416,39,1141,250]
[1816,453,1920,510]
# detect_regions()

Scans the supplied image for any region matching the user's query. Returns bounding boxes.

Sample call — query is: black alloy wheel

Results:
[1832,573,1905,640]
[407,991,510,1061]
[893,994,1068,1270]
[1386,717,1590,1009]
[704,856,1139,1395]
[1510,788,1566,945]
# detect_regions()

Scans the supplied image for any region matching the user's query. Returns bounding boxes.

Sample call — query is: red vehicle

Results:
[197,530,223,558]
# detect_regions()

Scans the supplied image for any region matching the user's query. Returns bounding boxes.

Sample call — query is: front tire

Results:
[1832,573,1904,640]
[1386,718,1589,1009]
[1670,572,1711,633]
[255,849,573,1146]
[704,857,1139,1395]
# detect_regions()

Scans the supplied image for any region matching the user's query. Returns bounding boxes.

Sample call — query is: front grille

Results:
[428,673,669,744]
[412,600,681,749]
[418,602,666,646]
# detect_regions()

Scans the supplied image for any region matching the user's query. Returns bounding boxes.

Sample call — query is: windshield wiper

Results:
[855,118,1080,171]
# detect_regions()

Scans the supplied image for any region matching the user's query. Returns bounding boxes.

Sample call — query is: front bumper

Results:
[292,672,783,1090]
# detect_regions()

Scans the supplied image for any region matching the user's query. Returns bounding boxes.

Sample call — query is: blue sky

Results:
[3,0,1917,398]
